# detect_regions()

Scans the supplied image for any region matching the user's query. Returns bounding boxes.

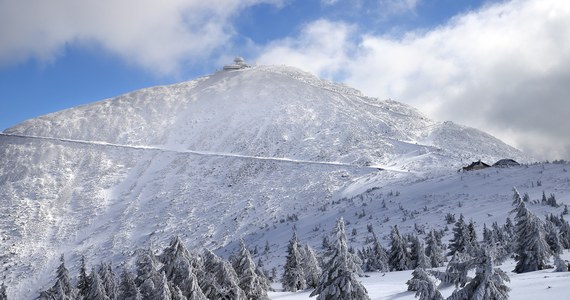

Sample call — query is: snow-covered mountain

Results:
[0,65,545,298]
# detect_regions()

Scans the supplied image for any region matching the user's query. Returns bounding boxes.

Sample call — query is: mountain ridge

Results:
[3,65,528,168]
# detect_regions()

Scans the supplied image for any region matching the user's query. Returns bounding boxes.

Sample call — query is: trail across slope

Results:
[0,133,385,171]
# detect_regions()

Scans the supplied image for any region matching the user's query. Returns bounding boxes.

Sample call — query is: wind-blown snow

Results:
[0,65,550,299]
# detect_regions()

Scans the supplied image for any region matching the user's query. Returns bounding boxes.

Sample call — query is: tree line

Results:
[1,187,569,299]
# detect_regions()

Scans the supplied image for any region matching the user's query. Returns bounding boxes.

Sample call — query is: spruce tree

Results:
[502,218,516,254]
[169,282,187,300]
[483,223,509,264]
[135,249,160,299]
[466,220,480,255]
[410,235,430,269]
[282,231,307,292]
[302,244,323,289]
[99,262,117,300]
[363,230,389,272]
[504,217,515,238]
[39,254,76,300]
[58,255,75,298]
[388,225,409,271]
[512,189,551,273]
[438,251,473,287]
[77,255,90,299]
[0,283,6,300]
[159,236,206,299]
[425,230,444,268]
[310,217,370,300]
[554,254,568,272]
[232,239,270,299]
[154,271,172,300]
[118,268,142,300]
[560,217,570,249]
[406,268,444,300]
[448,249,510,300]
[544,220,563,255]
[183,270,207,300]
[201,249,246,299]
[87,268,110,300]
[448,214,468,256]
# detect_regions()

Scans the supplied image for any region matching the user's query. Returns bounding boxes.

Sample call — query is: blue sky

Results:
[1,0,569,159]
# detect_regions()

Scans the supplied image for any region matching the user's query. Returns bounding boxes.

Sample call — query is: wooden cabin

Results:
[493,159,520,168]
[461,160,491,171]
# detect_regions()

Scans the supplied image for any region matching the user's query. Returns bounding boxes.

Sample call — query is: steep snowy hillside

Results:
[4,66,525,168]
[0,65,533,298]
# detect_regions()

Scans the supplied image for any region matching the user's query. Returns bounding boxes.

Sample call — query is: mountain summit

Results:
[4,65,523,169]
[0,65,526,298]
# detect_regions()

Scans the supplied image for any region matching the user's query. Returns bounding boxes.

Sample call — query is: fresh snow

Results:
[268,252,570,299]
[0,65,566,299]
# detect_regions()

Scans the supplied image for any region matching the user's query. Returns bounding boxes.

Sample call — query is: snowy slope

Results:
[3,66,526,168]
[268,251,570,300]
[0,65,541,298]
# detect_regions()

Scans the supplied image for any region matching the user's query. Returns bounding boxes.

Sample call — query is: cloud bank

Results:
[257,0,570,160]
[0,0,281,74]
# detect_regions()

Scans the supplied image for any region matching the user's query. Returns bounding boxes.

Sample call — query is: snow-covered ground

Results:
[268,252,570,299]
[0,65,565,299]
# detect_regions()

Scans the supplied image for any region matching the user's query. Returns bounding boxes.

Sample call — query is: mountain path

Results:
[0,132,389,172]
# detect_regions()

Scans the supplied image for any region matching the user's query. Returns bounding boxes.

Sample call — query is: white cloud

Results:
[256,0,570,160]
[257,19,356,78]
[0,0,282,74]
[321,0,340,5]
[377,0,421,16]
[319,0,421,17]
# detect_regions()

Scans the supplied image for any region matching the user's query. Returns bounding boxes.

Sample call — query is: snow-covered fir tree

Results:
[77,255,90,299]
[182,271,206,300]
[425,230,445,268]
[409,235,430,269]
[553,254,568,272]
[159,236,192,284]
[98,262,117,300]
[362,230,389,272]
[490,222,504,245]
[169,282,187,300]
[301,244,323,289]
[154,271,172,300]
[389,225,409,271]
[406,268,444,300]
[448,249,510,300]
[482,223,508,264]
[118,268,142,300]
[0,283,6,300]
[504,217,515,238]
[39,254,76,300]
[544,220,563,255]
[483,224,493,246]
[135,249,161,299]
[159,236,206,299]
[430,251,473,287]
[282,231,307,292]
[448,214,468,256]
[87,267,110,300]
[466,220,480,255]
[559,216,570,249]
[310,217,370,300]
[232,239,270,300]
[512,189,551,273]
[201,249,246,299]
